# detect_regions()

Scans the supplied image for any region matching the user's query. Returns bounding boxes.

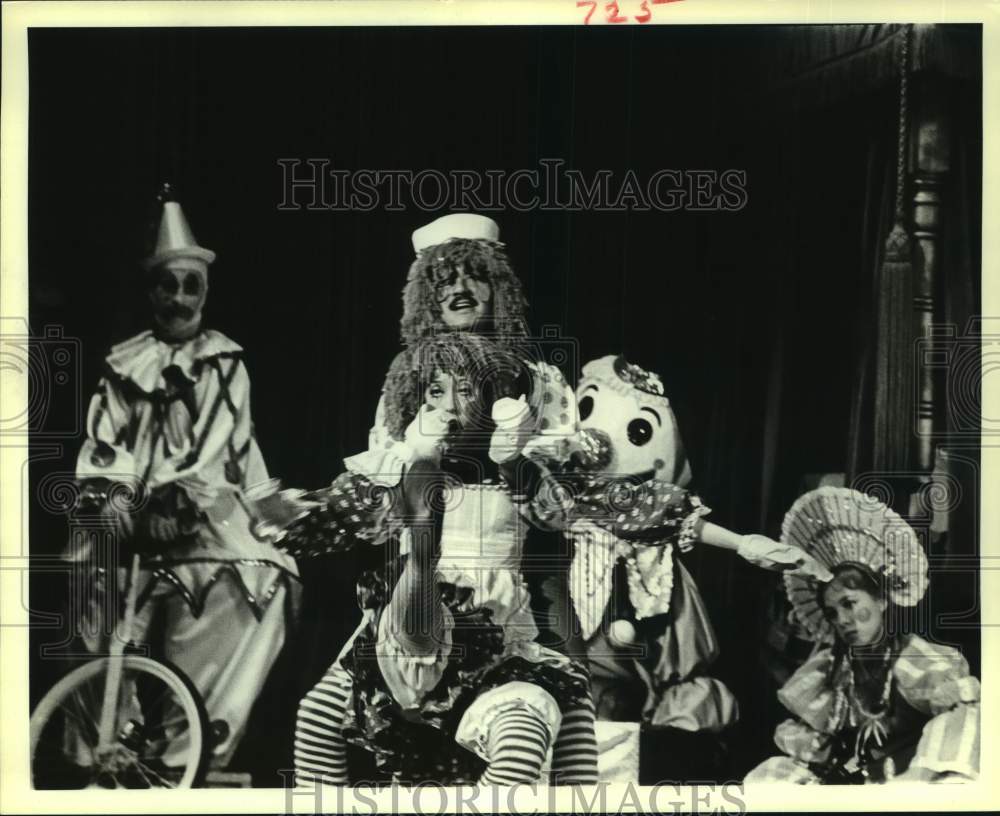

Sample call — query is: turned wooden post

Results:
[909,76,951,476]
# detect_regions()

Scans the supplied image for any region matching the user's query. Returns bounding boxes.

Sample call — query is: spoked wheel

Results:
[30,655,209,789]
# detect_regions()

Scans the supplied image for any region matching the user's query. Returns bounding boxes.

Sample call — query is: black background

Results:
[26,25,982,783]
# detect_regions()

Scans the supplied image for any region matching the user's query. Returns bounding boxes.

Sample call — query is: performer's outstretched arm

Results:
[383,459,448,655]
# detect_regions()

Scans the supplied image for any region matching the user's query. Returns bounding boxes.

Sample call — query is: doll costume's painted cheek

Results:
[822,585,886,646]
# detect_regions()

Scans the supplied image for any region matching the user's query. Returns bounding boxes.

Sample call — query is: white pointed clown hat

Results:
[781,486,929,642]
[143,190,216,271]
[411,213,500,254]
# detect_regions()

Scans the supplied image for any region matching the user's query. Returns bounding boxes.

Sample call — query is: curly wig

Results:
[399,239,529,353]
[381,332,529,442]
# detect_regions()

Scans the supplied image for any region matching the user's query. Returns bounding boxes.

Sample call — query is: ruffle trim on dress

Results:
[776,648,839,733]
[454,680,562,762]
[340,603,591,783]
[376,605,455,708]
[434,564,540,642]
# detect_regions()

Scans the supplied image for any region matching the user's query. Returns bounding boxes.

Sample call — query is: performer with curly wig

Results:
[398,215,529,350]
[277,330,597,784]
[362,214,537,458]
[277,215,596,786]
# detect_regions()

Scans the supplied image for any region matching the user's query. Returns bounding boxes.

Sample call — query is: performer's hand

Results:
[738,534,833,582]
[488,395,533,464]
[521,434,572,465]
[404,404,455,463]
[251,488,321,535]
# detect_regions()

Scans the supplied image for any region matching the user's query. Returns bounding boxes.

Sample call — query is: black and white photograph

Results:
[0,2,995,812]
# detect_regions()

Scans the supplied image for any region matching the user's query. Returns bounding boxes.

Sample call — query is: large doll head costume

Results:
[401,214,529,352]
[548,354,737,731]
[143,187,215,342]
[573,355,692,486]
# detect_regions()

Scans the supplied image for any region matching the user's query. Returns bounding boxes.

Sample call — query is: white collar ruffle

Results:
[105,329,243,394]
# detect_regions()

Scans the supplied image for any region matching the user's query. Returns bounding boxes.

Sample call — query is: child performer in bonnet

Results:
[745,487,980,784]
[275,331,597,786]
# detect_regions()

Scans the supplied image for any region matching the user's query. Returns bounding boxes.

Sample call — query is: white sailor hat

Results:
[411,214,500,254]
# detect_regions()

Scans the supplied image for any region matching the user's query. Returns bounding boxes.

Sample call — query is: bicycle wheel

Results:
[30,655,209,789]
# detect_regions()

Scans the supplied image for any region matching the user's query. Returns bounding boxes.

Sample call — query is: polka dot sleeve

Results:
[278,470,399,559]
[571,476,711,551]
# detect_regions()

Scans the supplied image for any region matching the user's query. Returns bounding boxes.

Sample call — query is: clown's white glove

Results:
[738,534,833,582]
[521,434,573,465]
[404,404,455,463]
[488,395,534,464]
[251,490,323,537]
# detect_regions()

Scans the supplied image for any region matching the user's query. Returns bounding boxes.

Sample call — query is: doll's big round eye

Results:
[627,418,653,446]
[182,272,201,295]
[578,395,594,421]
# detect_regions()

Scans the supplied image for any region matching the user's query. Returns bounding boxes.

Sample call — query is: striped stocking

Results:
[550,696,600,784]
[293,663,353,787]
[479,707,552,785]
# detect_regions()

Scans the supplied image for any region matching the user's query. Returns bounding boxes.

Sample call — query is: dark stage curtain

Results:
[708,32,982,774]
[25,25,981,784]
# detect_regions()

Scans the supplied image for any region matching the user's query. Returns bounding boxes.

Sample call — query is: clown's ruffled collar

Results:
[104,329,243,395]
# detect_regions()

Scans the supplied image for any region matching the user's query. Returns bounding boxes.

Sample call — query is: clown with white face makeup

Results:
[68,187,300,772]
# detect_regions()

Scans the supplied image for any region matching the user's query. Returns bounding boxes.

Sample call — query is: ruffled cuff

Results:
[776,649,838,732]
[454,681,562,763]
[676,497,711,553]
[908,703,980,780]
[773,718,831,763]
[928,676,981,711]
[375,603,454,709]
[344,441,415,487]
[893,637,978,716]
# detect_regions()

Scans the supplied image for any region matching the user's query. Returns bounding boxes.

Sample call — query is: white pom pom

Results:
[608,619,637,648]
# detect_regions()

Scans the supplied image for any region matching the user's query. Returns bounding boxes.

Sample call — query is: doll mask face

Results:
[575,381,678,481]
[149,260,207,341]
[432,262,493,330]
[821,583,887,646]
